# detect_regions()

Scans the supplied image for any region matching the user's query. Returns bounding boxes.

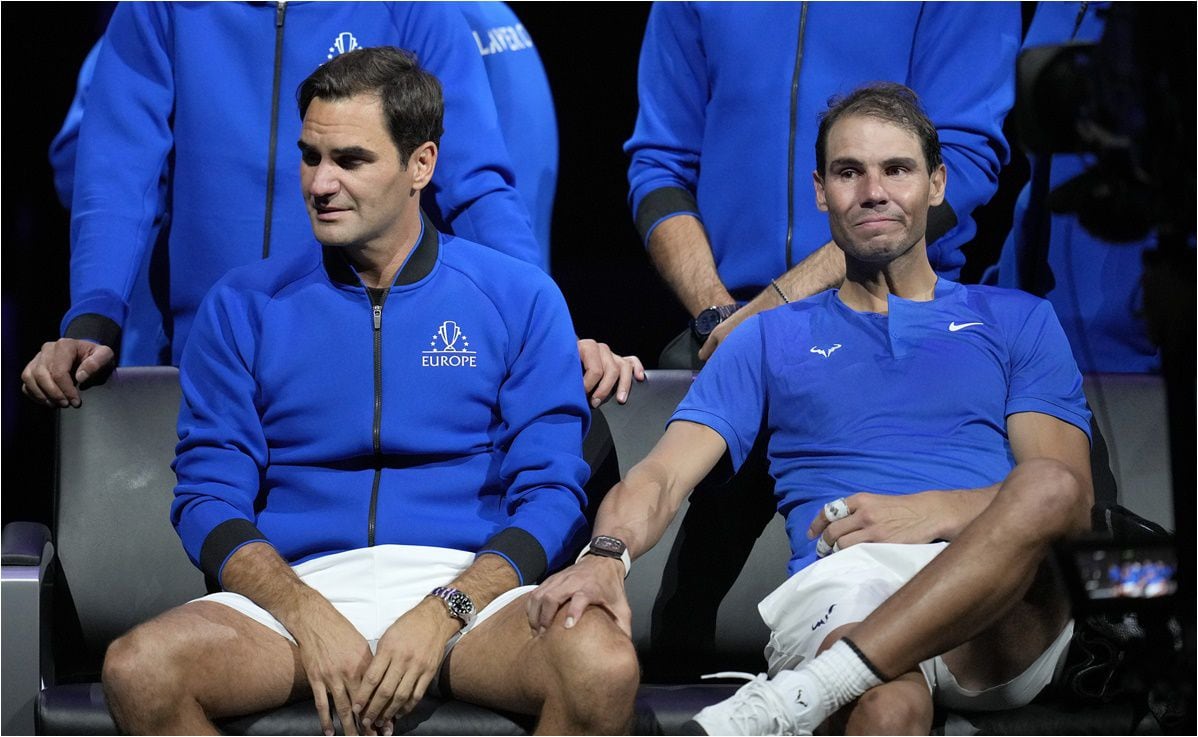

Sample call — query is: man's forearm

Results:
[447,552,522,611]
[923,484,1001,541]
[591,422,728,559]
[220,541,324,627]
[734,240,846,319]
[697,241,847,360]
[773,241,846,304]
[592,458,690,560]
[647,214,736,317]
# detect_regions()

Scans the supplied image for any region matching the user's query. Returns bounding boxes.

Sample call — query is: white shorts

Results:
[759,542,1074,711]
[195,545,533,654]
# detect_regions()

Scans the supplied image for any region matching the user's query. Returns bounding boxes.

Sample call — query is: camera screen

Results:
[1074,544,1178,600]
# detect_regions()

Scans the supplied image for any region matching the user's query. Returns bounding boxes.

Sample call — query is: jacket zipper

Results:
[262,0,288,259]
[784,1,808,270]
[367,287,389,546]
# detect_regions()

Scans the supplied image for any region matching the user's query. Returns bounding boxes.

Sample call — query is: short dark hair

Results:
[298,46,444,164]
[815,82,942,176]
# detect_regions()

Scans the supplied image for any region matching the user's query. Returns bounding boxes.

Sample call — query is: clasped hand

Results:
[296,599,459,736]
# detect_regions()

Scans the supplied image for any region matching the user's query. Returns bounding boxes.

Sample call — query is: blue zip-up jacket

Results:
[626,2,1019,292]
[64,2,538,364]
[172,217,590,589]
[987,2,1163,373]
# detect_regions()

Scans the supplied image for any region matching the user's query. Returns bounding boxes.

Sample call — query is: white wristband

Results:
[575,544,631,578]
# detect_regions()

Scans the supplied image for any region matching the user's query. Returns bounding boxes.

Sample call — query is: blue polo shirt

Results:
[671,280,1091,574]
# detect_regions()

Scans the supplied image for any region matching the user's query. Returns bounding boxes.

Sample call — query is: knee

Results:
[543,607,640,706]
[102,625,184,709]
[1006,458,1091,537]
[851,684,932,735]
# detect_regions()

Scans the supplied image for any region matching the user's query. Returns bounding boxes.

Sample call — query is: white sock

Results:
[771,639,885,730]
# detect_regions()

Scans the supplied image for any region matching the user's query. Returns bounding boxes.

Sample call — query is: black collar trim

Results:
[321,211,441,287]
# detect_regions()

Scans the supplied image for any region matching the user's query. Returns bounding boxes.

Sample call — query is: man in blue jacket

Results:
[99,47,638,736]
[533,84,1092,734]
[626,2,1020,367]
[23,2,642,410]
[986,1,1163,374]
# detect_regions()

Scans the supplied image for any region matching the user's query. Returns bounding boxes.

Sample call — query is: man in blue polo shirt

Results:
[531,83,1093,734]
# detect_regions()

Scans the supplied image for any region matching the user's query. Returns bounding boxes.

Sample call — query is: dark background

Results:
[2,2,1029,527]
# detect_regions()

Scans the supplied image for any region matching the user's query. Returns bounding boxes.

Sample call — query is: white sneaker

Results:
[690,673,812,736]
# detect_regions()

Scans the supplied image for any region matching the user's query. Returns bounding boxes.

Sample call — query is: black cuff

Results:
[199,518,268,591]
[64,314,122,355]
[635,186,700,243]
[478,527,547,585]
[926,201,958,245]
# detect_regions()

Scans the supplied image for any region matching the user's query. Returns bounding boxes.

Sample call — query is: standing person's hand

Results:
[20,338,115,408]
[577,338,645,407]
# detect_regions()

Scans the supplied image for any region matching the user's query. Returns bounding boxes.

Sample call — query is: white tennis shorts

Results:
[195,545,534,654]
[758,542,1074,711]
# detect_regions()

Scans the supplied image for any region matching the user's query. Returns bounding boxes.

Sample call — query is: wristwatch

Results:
[691,304,739,343]
[575,535,631,578]
[428,586,476,628]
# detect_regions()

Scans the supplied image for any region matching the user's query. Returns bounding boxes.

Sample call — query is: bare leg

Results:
[446,593,639,735]
[849,458,1086,683]
[818,625,932,736]
[839,673,933,735]
[102,601,307,734]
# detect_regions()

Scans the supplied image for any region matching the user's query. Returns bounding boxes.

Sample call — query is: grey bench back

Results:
[54,367,204,674]
[51,367,1172,682]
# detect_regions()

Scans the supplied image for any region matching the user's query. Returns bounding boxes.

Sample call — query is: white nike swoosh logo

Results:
[948,321,983,332]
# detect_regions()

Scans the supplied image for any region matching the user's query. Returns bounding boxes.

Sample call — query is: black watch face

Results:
[592,535,626,556]
[447,591,474,617]
[693,309,723,337]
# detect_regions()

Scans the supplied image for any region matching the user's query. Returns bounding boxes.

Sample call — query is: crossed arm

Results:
[647,216,846,360]
[808,411,1092,551]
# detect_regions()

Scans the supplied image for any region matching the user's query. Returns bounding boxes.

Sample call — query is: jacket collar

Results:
[321,211,440,288]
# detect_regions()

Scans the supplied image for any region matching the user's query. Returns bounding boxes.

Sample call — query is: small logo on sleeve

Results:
[422,321,478,367]
[810,344,842,358]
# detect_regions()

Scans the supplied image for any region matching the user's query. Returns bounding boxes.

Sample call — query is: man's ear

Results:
[929,163,947,207]
[813,170,828,212]
[408,141,438,191]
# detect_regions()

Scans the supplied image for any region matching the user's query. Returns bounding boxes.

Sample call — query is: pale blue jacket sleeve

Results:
[397,3,542,270]
[624,3,707,242]
[60,3,174,350]
[910,2,1019,274]
[49,41,104,208]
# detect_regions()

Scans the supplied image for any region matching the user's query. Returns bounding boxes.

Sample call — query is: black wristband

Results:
[842,636,890,682]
